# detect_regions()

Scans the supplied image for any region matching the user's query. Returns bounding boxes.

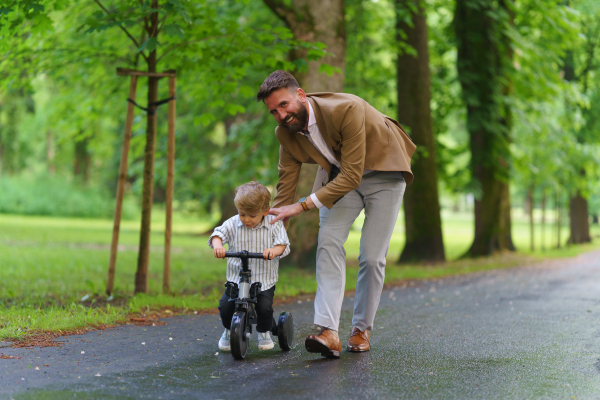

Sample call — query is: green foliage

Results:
[0,175,138,219]
[511,0,600,204]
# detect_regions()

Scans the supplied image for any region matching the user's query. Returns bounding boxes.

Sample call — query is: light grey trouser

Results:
[314,171,406,332]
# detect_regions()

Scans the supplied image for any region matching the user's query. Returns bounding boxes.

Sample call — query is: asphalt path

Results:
[3,250,600,399]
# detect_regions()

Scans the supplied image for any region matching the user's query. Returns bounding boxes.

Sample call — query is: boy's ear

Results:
[263,209,270,217]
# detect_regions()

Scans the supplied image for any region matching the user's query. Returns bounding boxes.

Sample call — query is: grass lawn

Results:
[1,207,598,341]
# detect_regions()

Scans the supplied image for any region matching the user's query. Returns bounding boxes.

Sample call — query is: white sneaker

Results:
[258,331,274,350]
[218,329,230,351]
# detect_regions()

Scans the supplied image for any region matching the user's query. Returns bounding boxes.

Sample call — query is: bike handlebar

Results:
[225,251,266,259]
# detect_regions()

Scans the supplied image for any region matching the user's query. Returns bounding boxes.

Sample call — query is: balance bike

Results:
[224,251,294,360]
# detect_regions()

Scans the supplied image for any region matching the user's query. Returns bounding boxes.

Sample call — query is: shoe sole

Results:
[305,338,340,358]
[259,343,275,350]
[346,347,370,352]
[219,342,230,351]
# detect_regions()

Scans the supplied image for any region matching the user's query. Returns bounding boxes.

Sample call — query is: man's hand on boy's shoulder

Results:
[269,195,316,224]
[268,203,303,224]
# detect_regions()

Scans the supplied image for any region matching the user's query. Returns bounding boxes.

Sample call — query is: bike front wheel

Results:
[230,311,249,360]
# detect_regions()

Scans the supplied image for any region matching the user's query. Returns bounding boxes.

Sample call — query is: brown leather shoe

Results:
[346,327,370,352]
[305,328,341,358]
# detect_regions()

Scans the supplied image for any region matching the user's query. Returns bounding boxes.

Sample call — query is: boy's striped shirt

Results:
[208,214,290,290]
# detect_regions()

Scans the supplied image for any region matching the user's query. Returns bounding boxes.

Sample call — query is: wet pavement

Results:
[3,251,600,399]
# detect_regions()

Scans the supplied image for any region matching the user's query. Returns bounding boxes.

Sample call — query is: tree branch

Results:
[92,0,149,62]
[156,13,168,35]
[156,35,233,62]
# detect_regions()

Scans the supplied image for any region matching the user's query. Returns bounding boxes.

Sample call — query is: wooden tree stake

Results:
[106,75,138,296]
[163,74,176,294]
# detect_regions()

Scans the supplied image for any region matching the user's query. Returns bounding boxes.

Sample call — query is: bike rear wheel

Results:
[230,311,249,360]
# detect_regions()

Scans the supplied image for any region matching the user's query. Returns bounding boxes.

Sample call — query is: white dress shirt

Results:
[302,101,372,209]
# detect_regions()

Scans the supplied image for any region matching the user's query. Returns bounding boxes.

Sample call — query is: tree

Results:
[395,0,445,262]
[2,0,322,292]
[264,0,346,268]
[454,0,515,256]
[564,3,600,244]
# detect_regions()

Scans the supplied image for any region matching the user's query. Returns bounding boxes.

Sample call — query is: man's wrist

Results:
[298,196,315,212]
[298,197,309,212]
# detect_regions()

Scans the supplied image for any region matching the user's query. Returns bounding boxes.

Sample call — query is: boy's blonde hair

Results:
[234,181,271,213]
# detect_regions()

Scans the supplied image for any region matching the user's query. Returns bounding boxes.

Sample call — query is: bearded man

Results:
[259,70,416,358]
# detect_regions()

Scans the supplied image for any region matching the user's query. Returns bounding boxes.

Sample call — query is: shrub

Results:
[0,175,138,219]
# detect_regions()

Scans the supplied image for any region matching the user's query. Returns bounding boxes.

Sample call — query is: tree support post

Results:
[107,75,138,296]
[163,74,176,294]
[107,68,177,297]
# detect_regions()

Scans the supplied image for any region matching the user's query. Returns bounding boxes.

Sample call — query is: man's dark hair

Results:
[256,70,300,102]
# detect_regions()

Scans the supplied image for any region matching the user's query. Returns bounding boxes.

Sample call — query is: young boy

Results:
[208,181,290,351]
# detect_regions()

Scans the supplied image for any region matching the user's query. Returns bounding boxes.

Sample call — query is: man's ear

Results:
[296,88,306,102]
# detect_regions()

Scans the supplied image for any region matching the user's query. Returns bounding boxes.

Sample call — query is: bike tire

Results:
[277,312,294,351]
[230,311,248,360]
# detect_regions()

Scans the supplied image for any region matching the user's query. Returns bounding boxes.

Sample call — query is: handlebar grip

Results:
[224,251,265,259]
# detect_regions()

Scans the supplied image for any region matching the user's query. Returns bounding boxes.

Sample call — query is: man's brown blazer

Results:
[273,92,416,210]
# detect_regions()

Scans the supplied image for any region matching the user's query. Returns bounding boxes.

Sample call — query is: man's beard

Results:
[279,100,309,134]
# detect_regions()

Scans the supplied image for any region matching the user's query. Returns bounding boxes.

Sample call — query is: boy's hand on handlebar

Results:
[263,248,276,260]
[263,244,286,260]
[211,237,226,258]
[214,247,226,258]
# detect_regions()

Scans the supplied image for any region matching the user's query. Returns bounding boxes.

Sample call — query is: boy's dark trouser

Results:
[218,285,276,333]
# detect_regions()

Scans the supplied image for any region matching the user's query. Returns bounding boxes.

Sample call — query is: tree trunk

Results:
[74,135,91,182]
[569,190,591,244]
[2,98,19,175]
[556,187,561,248]
[264,0,346,268]
[396,0,445,263]
[527,186,534,252]
[541,189,546,251]
[206,119,245,233]
[563,50,591,246]
[135,2,160,294]
[46,130,55,175]
[455,0,515,257]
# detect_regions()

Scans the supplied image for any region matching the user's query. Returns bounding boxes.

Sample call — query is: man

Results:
[258,70,416,358]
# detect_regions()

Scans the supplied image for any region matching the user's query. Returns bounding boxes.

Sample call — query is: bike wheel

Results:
[277,312,294,351]
[230,311,248,360]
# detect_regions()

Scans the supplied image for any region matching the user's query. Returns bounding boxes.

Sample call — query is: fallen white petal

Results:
[95,373,101,377]
[141,342,146,345]
[81,351,85,354]
[215,352,219,356]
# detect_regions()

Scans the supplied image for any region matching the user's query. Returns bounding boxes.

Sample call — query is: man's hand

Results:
[268,203,304,224]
